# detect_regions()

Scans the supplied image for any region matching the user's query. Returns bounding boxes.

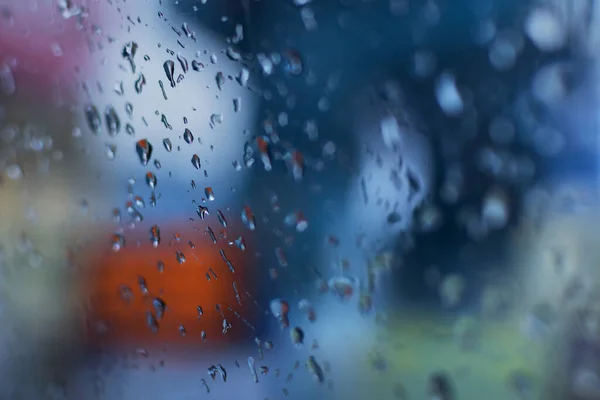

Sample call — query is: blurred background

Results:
[1,0,600,399]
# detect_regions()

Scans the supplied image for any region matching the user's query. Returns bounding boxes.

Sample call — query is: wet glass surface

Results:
[0,0,600,399]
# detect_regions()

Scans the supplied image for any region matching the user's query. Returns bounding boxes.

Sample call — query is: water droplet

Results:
[226,46,242,61]
[220,249,235,273]
[282,50,303,76]
[191,154,201,169]
[290,327,304,345]
[149,225,161,247]
[137,198,147,210]
[238,68,250,87]
[125,102,133,118]
[197,205,209,219]
[135,139,153,166]
[152,297,168,319]
[182,22,196,40]
[328,276,355,300]
[269,298,290,328]
[233,236,246,251]
[161,114,173,130]
[298,299,317,322]
[105,144,117,160]
[138,276,149,294]
[192,60,204,71]
[275,247,288,267]
[176,250,186,264]
[283,150,304,181]
[104,106,120,136]
[163,60,176,87]
[183,128,194,144]
[118,285,133,303]
[112,208,121,223]
[177,53,189,73]
[157,260,165,272]
[210,113,223,125]
[85,104,101,134]
[125,123,135,136]
[163,138,172,152]
[146,311,159,333]
[122,41,139,73]
[146,172,157,189]
[111,233,125,251]
[215,72,225,90]
[435,72,463,116]
[204,187,215,201]
[241,206,256,230]
[216,210,227,227]
[208,365,228,382]
[306,356,324,383]
[256,137,272,171]
[134,73,146,93]
[248,357,259,383]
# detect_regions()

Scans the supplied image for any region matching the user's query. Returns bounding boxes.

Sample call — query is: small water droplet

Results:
[4,163,23,180]
[122,41,139,73]
[210,113,223,125]
[160,114,173,130]
[134,73,146,93]
[269,298,290,328]
[282,50,303,76]
[215,72,225,90]
[290,327,304,345]
[191,154,201,169]
[241,206,256,230]
[163,138,173,152]
[135,139,153,166]
[146,172,157,189]
[182,22,196,40]
[177,53,189,73]
[105,144,117,160]
[183,128,194,144]
[197,205,209,219]
[157,260,165,272]
[85,104,101,134]
[105,106,121,136]
[125,102,133,118]
[111,233,125,251]
[150,225,161,247]
[146,311,159,333]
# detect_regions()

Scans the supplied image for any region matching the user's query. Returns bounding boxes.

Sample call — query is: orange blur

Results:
[82,225,258,350]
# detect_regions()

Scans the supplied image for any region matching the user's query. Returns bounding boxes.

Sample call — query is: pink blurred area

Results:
[0,0,118,103]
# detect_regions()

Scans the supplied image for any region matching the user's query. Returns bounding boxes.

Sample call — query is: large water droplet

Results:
[163,60,176,88]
